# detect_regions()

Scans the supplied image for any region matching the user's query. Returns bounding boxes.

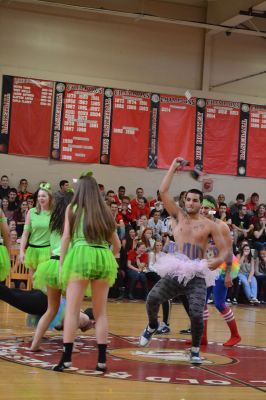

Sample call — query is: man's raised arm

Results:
[159,157,184,219]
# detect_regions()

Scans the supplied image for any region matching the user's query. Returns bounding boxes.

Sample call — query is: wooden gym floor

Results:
[0,299,266,400]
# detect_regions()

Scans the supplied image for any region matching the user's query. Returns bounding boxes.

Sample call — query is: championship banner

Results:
[237,103,250,177]
[109,89,151,168]
[0,75,13,153]
[203,100,240,175]
[51,83,104,163]
[246,104,266,178]
[148,94,160,168]
[100,88,113,165]
[194,98,206,171]
[157,95,196,169]
[2,76,53,157]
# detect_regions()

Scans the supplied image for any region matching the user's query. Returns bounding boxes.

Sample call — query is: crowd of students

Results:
[0,174,266,305]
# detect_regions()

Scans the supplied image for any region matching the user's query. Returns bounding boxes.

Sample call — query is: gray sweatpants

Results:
[146,276,206,347]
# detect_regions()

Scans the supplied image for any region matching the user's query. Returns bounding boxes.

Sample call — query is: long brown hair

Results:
[69,175,115,243]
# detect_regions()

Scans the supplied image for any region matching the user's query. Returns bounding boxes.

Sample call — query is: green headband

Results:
[79,171,93,179]
[202,199,216,209]
[39,183,51,192]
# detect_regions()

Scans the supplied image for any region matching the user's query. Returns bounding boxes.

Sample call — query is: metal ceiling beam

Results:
[5,0,266,37]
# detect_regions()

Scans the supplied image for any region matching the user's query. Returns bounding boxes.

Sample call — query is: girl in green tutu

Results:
[31,191,74,351]
[0,208,10,282]
[53,172,121,372]
[19,184,52,281]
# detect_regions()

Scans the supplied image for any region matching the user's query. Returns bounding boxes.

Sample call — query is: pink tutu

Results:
[153,252,220,287]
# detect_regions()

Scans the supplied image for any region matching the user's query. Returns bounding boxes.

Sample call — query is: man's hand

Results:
[224,272,233,288]
[207,257,222,270]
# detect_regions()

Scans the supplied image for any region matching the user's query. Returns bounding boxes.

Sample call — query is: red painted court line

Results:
[109,332,266,392]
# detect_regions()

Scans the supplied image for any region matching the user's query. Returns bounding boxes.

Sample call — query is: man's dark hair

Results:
[106,190,115,196]
[118,186,125,191]
[1,175,8,180]
[238,204,246,211]
[60,180,69,188]
[251,192,259,198]
[219,202,227,208]
[187,189,203,203]
[9,188,17,194]
[236,193,245,201]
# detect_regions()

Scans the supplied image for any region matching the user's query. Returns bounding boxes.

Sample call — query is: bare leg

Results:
[91,279,110,371]
[53,280,88,371]
[31,286,61,351]
[63,280,89,343]
[91,279,110,344]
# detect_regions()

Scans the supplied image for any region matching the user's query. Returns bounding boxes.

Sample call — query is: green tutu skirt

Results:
[33,257,92,297]
[25,246,51,270]
[0,245,10,281]
[33,258,61,291]
[61,245,118,292]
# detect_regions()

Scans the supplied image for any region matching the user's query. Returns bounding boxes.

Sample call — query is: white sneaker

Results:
[139,326,157,347]
[190,351,203,364]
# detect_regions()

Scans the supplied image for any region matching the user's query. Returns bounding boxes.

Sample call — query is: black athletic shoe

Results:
[179,328,191,335]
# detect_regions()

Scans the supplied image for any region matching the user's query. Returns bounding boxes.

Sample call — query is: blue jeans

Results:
[238,272,257,300]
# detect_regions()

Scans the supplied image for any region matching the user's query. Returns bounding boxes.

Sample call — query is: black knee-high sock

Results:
[53,342,73,371]
[97,343,107,364]
[60,343,73,364]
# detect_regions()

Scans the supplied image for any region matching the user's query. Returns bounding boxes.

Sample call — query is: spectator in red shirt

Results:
[127,242,149,300]
[120,196,133,226]
[246,192,260,215]
[17,178,32,202]
[131,198,150,222]
[114,186,126,206]
[130,187,148,208]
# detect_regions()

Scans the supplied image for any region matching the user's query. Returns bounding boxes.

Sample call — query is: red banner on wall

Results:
[157,96,196,169]
[50,83,104,163]
[8,77,53,157]
[203,100,240,175]
[246,105,266,178]
[109,90,151,168]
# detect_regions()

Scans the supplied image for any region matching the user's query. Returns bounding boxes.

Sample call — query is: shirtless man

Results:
[199,195,241,346]
[139,158,228,363]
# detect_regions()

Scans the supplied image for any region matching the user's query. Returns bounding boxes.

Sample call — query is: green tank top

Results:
[24,207,51,246]
[0,214,6,243]
[50,230,61,256]
[71,206,108,248]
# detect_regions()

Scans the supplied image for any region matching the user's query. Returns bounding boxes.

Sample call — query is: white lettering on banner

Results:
[239,118,247,161]
[150,107,158,156]
[161,96,195,105]
[54,93,63,131]
[207,99,239,108]
[1,94,10,134]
